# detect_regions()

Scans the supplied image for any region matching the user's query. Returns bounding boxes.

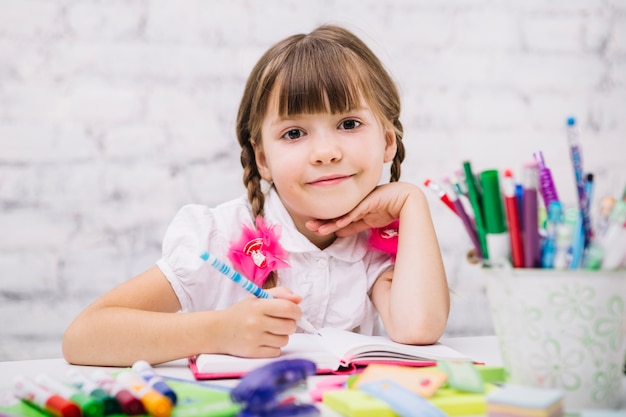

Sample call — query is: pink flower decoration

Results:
[227,216,290,287]
[368,220,399,261]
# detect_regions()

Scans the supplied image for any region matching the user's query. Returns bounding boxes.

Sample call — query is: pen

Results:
[441,177,482,258]
[13,375,81,417]
[36,374,104,417]
[132,360,177,405]
[92,370,145,416]
[502,169,524,268]
[423,178,457,216]
[596,201,626,270]
[116,372,173,417]
[566,117,592,247]
[480,169,510,263]
[541,201,562,269]
[463,161,488,259]
[533,151,560,208]
[522,161,540,268]
[66,369,120,415]
[200,251,320,335]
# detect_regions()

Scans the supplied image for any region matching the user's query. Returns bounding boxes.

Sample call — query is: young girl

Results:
[63,24,449,366]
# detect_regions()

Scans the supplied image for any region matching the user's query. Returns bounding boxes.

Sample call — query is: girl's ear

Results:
[253,143,273,182]
[383,127,397,163]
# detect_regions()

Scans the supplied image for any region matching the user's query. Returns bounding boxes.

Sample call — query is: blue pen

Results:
[200,251,320,335]
[566,117,592,247]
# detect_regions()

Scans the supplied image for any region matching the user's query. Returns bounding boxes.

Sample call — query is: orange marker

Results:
[116,372,172,417]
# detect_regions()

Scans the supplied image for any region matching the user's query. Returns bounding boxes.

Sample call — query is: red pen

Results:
[13,376,81,417]
[424,178,457,216]
[503,169,524,268]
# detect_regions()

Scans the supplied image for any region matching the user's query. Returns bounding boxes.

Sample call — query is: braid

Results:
[389,120,405,182]
[240,142,278,289]
[241,144,265,218]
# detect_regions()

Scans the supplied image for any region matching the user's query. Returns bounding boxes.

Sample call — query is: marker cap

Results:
[142,391,173,417]
[480,170,506,233]
[47,395,81,417]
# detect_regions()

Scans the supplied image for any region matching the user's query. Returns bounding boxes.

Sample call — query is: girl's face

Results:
[254,91,397,237]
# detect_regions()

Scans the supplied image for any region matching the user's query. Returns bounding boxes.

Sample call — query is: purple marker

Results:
[533,151,560,208]
[522,161,540,268]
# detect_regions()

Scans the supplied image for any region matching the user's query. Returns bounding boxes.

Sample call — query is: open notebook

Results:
[190,327,472,380]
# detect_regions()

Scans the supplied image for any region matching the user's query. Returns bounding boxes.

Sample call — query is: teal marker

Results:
[67,369,120,415]
[36,374,104,417]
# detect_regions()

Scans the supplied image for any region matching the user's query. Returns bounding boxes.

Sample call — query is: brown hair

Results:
[236,24,405,288]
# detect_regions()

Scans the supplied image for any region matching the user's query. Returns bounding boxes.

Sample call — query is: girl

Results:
[63,24,449,366]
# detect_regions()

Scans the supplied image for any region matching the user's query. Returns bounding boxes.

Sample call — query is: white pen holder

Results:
[484,267,626,411]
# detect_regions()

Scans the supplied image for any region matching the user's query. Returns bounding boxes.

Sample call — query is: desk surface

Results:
[0,336,623,415]
[0,336,502,388]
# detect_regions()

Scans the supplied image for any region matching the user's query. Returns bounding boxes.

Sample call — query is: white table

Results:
[0,336,623,415]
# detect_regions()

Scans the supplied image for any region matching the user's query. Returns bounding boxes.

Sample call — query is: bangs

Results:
[272,40,368,116]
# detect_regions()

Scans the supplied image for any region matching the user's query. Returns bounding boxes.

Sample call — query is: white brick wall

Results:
[1,0,625,360]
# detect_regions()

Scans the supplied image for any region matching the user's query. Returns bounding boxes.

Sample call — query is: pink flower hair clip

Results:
[368,220,399,261]
[227,216,289,287]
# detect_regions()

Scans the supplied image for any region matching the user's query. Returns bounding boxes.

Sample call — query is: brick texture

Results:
[1,0,625,360]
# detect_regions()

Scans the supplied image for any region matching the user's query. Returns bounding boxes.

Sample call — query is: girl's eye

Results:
[282,129,304,140]
[339,119,360,130]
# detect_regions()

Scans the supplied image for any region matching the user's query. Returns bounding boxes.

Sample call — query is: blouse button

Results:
[315,258,328,268]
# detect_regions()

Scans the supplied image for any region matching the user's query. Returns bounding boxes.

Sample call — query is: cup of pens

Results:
[485,267,626,411]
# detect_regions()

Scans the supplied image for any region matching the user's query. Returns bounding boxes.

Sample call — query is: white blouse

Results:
[156,187,393,335]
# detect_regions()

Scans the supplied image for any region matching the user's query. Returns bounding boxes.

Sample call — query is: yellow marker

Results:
[116,372,172,417]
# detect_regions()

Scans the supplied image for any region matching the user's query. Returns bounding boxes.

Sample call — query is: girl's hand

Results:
[306,182,415,237]
[211,286,303,358]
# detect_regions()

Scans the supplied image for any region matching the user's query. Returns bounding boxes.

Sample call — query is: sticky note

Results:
[354,364,447,398]
[437,360,484,393]
[359,379,447,417]
[323,389,398,417]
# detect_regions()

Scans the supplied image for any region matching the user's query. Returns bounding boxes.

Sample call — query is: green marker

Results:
[480,169,510,263]
[463,161,489,260]
[35,374,105,417]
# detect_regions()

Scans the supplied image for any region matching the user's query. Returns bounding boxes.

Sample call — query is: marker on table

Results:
[116,372,173,417]
[200,251,320,336]
[502,169,524,268]
[13,375,81,417]
[92,370,145,416]
[36,374,104,417]
[132,360,177,405]
[67,369,121,415]
[463,161,488,260]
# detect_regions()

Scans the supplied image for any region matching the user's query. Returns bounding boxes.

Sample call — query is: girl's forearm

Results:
[378,188,450,344]
[62,306,222,366]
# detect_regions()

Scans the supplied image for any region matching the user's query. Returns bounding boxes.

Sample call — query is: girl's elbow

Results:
[385,316,447,345]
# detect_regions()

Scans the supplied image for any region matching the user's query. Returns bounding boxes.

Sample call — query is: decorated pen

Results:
[200,251,321,336]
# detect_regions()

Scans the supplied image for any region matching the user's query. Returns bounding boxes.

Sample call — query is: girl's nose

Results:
[309,134,343,164]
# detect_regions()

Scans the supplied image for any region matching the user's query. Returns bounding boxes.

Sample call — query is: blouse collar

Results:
[263,186,368,263]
